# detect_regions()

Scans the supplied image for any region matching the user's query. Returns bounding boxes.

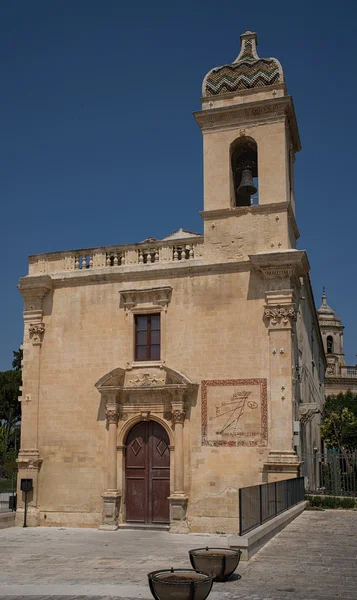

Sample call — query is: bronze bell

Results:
[237,167,257,197]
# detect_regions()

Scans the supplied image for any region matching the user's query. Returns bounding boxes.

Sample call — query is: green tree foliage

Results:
[0,349,22,477]
[321,391,357,451]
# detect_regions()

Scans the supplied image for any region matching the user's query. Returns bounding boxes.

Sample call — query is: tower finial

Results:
[322,287,327,305]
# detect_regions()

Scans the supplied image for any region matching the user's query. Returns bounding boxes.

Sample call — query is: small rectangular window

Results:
[135,314,161,361]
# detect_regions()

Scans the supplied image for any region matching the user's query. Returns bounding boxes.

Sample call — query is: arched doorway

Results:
[125,420,170,525]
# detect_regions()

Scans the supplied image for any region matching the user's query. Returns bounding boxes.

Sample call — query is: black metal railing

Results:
[0,476,17,513]
[239,477,305,535]
[302,452,357,497]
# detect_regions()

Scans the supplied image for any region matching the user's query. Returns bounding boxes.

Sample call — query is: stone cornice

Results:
[18,275,52,317]
[119,286,172,311]
[326,376,357,383]
[18,275,52,297]
[200,201,300,240]
[249,250,310,279]
[23,259,251,290]
[200,82,287,105]
[194,96,301,153]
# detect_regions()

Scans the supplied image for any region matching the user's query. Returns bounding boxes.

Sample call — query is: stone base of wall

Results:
[39,511,101,528]
[0,512,15,529]
[229,501,307,560]
[189,516,238,535]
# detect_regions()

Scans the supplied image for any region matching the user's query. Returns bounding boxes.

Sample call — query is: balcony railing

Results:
[28,238,204,276]
[340,366,357,378]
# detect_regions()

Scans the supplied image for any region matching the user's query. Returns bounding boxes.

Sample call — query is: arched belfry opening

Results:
[327,335,334,354]
[231,136,258,207]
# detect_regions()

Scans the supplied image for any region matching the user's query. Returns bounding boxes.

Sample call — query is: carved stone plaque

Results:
[201,379,267,447]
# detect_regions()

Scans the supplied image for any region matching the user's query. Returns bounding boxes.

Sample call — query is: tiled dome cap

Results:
[203,31,284,97]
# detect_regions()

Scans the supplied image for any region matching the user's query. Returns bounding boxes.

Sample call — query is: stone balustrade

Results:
[340,366,357,378]
[28,238,204,275]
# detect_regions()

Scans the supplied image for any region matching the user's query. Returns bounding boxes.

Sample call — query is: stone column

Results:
[168,399,188,532]
[99,393,121,531]
[263,290,300,481]
[16,276,52,526]
[173,409,185,494]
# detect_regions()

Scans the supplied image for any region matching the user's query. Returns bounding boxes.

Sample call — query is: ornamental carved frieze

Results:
[29,322,46,344]
[119,286,172,312]
[129,373,165,387]
[264,306,296,326]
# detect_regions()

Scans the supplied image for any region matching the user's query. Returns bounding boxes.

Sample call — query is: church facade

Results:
[16,31,325,533]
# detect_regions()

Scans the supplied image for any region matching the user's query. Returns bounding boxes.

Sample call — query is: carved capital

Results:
[299,404,320,425]
[29,322,45,344]
[264,306,296,326]
[106,404,119,425]
[172,409,185,424]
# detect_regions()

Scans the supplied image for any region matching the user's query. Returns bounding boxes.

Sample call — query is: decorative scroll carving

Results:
[105,405,119,425]
[29,322,46,343]
[299,404,320,425]
[264,306,296,325]
[129,373,165,387]
[260,266,296,279]
[172,409,185,424]
[326,363,336,375]
[29,323,45,336]
[119,286,172,312]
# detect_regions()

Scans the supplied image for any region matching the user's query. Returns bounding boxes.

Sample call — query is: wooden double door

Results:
[125,420,170,524]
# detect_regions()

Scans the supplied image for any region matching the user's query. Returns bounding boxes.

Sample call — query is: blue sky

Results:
[1,0,356,369]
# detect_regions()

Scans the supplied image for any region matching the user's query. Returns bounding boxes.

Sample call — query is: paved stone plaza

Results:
[0,510,356,599]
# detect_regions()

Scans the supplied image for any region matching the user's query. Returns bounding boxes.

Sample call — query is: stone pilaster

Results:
[168,397,189,532]
[16,276,52,526]
[99,392,121,531]
[263,291,300,480]
[15,449,43,526]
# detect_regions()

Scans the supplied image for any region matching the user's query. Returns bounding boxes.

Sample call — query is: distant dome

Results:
[203,31,284,97]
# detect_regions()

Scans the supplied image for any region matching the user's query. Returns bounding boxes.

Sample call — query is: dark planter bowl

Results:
[148,568,214,600]
[189,547,242,582]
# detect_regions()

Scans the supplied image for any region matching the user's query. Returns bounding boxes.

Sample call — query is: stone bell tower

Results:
[195,31,313,480]
[194,30,301,263]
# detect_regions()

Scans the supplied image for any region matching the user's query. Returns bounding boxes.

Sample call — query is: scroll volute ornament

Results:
[264,306,296,326]
[105,403,120,425]
[172,409,185,424]
[29,322,46,344]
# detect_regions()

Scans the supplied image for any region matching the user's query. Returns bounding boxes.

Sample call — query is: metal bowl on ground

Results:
[148,568,214,600]
[189,547,242,582]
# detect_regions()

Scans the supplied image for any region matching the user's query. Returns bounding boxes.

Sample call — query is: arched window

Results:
[327,336,334,354]
[231,137,258,207]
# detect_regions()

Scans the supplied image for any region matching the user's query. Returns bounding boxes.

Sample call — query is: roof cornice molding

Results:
[194,96,301,153]
[200,201,300,239]
[249,249,310,279]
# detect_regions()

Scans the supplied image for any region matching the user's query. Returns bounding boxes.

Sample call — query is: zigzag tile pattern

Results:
[205,59,281,96]
[204,37,283,96]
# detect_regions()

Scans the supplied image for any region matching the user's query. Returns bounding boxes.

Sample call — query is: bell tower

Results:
[194,30,301,262]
